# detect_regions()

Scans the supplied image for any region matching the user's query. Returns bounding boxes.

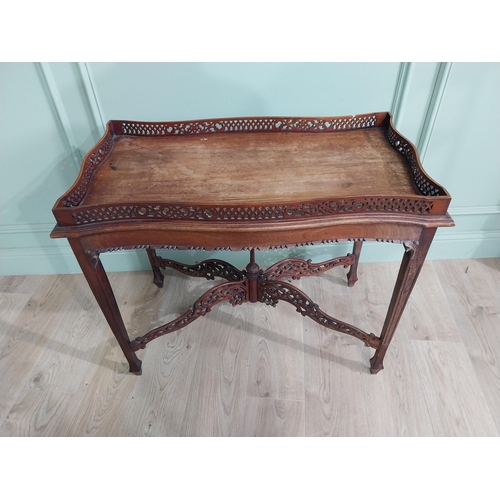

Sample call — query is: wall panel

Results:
[423,63,500,258]
[88,62,400,120]
[1,62,498,276]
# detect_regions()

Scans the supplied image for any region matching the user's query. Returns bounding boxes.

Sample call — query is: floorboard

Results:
[0,257,499,436]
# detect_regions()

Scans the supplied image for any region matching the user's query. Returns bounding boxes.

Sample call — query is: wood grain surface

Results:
[1,257,498,436]
[85,129,416,206]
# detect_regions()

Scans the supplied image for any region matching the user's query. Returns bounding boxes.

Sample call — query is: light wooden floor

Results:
[0,257,499,437]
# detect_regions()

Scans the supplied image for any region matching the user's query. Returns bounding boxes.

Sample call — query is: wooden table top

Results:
[52,112,452,229]
[85,128,416,206]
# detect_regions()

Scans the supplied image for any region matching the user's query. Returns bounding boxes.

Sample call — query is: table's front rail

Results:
[51,209,454,253]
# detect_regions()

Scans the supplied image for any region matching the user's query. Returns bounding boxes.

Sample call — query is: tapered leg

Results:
[346,240,363,287]
[69,239,142,374]
[369,228,437,374]
[146,248,164,288]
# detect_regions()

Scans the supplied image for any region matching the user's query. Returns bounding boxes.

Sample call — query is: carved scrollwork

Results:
[70,196,435,225]
[261,255,355,281]
[403,240,419,255]
[133,251,384,356]
[156,258,245,282]
[119,115,378,137]
[386,125,444,197]
[260,280,379,349]
[62,129,114,207]
[130,280,247,351]
[85,250,100,268]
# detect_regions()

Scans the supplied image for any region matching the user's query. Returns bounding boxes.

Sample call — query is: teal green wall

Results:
[1,62,499,275]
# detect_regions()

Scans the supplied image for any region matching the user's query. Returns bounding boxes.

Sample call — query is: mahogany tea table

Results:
[51,112,454,375]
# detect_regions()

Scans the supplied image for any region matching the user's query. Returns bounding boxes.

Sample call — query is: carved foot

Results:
[146,248,165,288]
[369,355,384,374]
[128,358,143,375]
[346,271,358,287]
[152,269,164,288]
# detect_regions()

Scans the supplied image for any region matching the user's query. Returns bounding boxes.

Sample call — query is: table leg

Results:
[69,239,142,374]
[346,240,363,287]
[369,228,436,374]
[146,248,164,288]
